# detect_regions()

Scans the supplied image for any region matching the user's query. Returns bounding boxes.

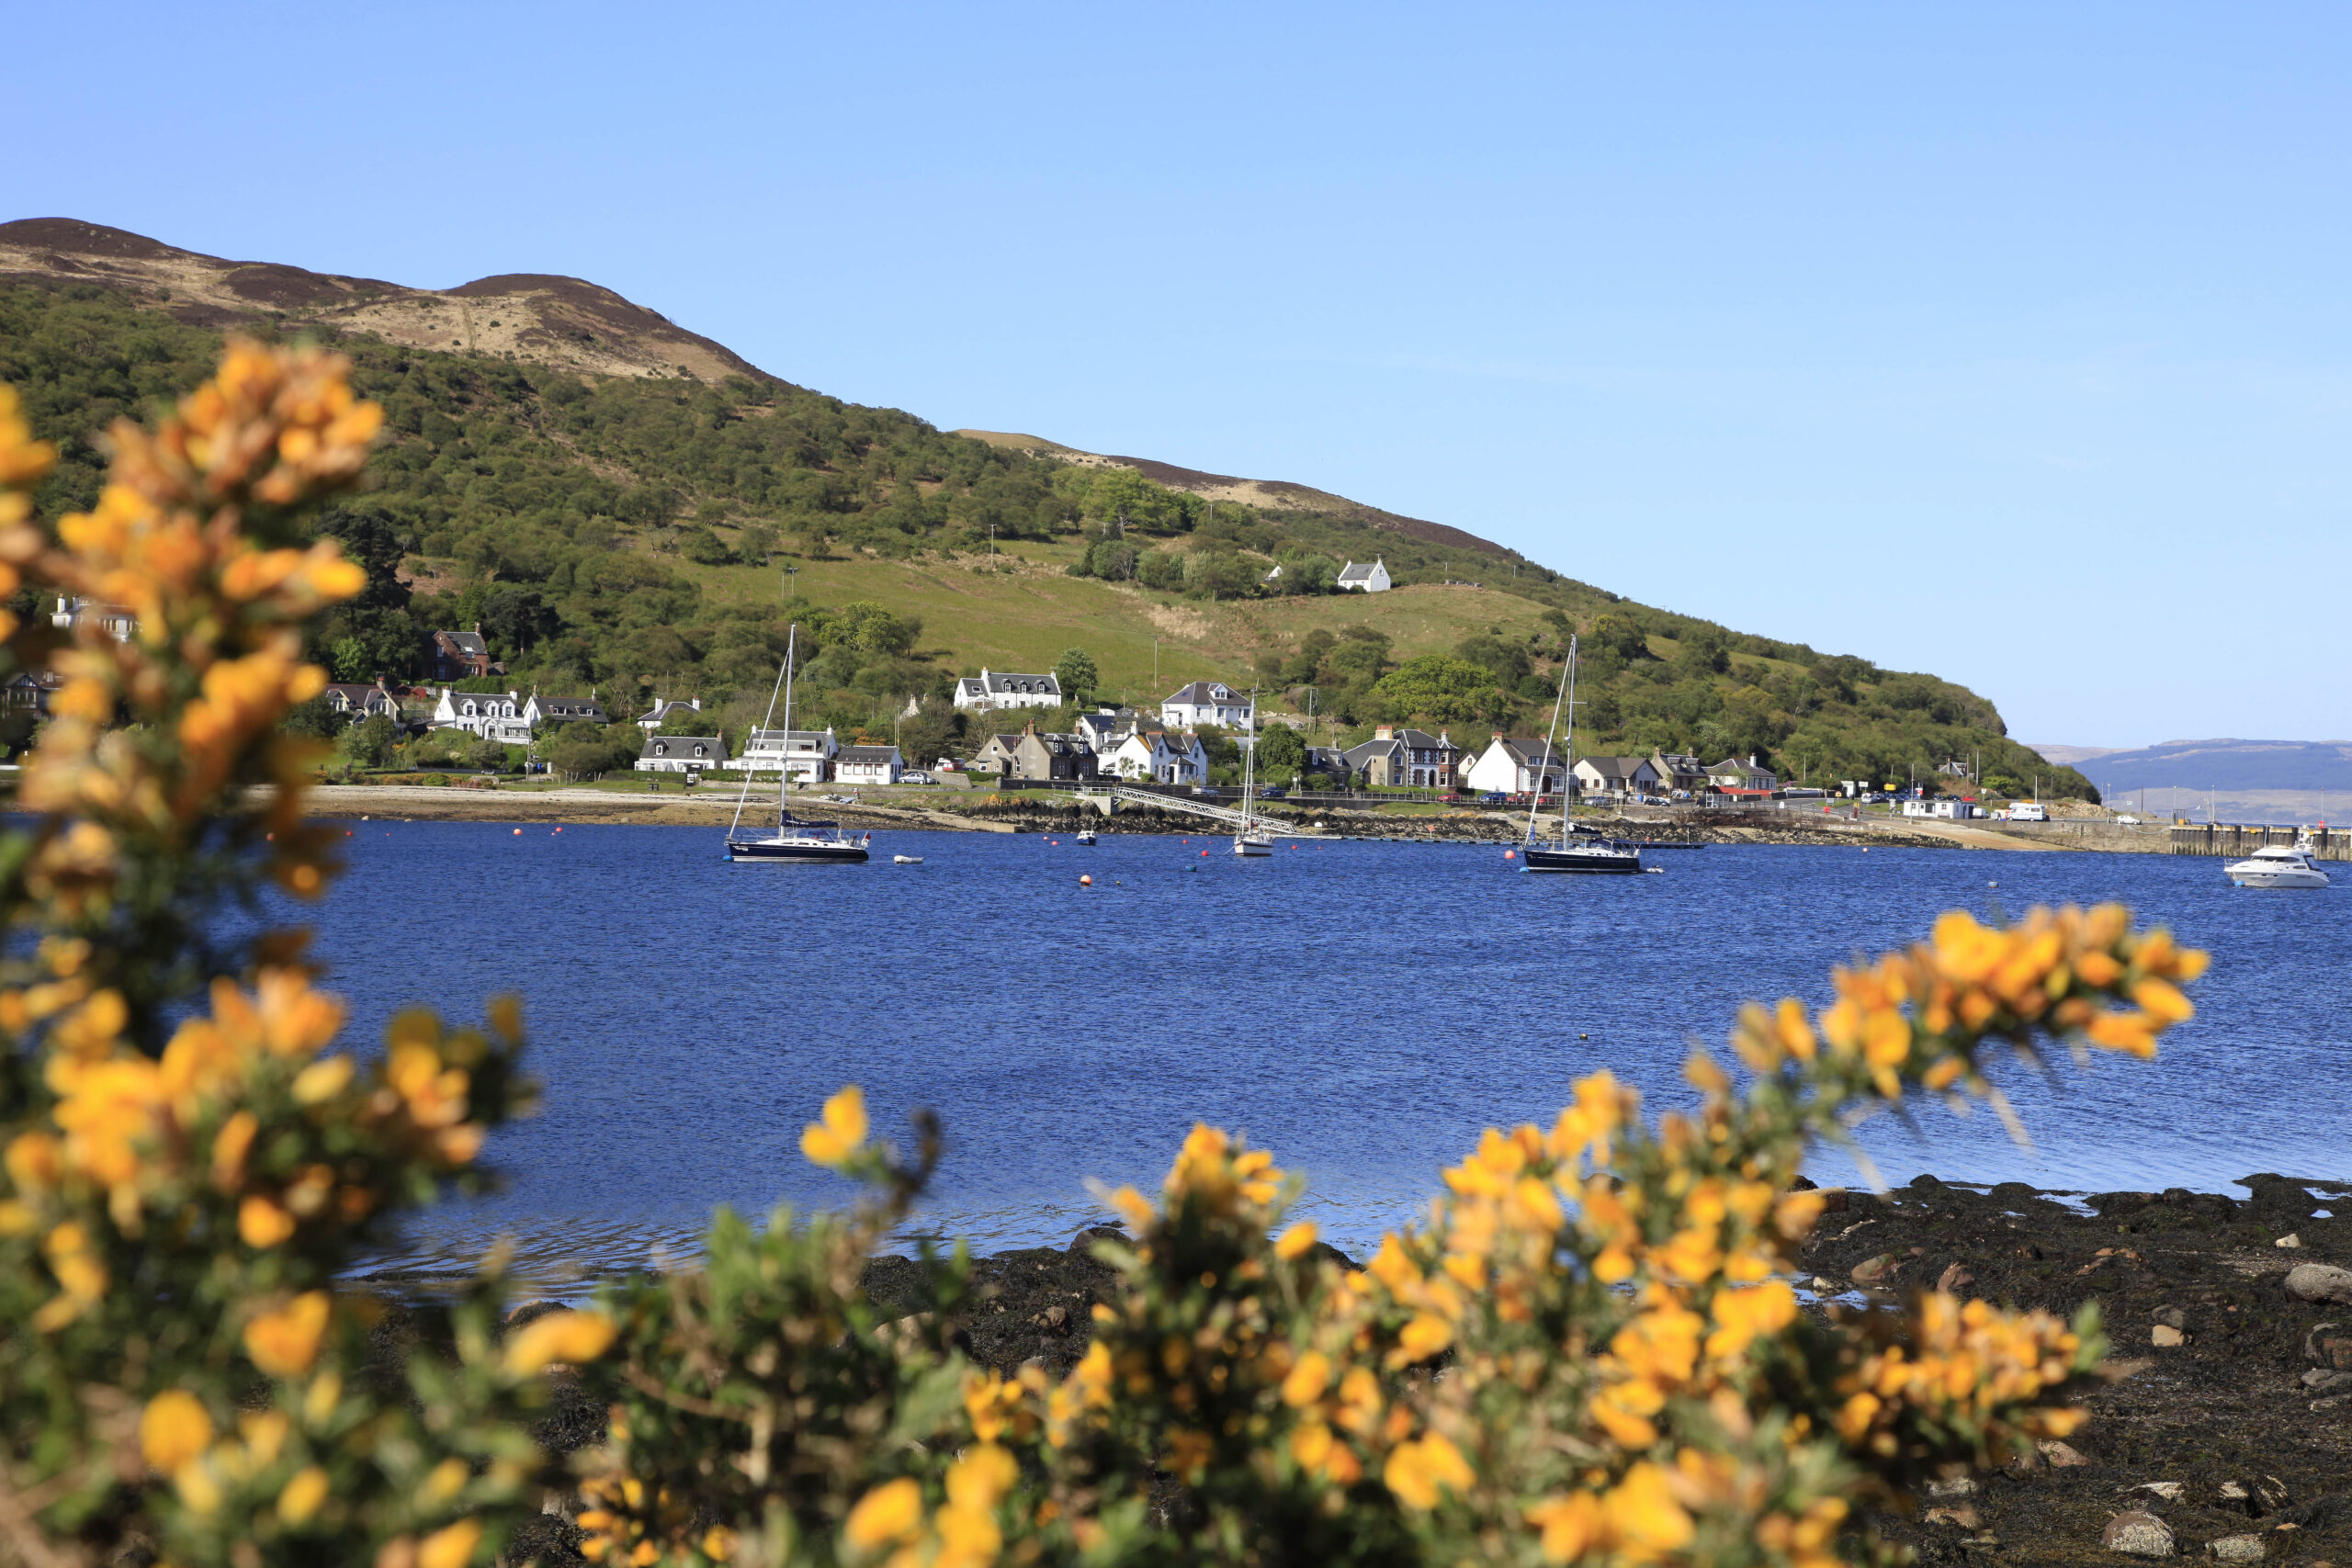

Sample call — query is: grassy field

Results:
[678,534,1600,715]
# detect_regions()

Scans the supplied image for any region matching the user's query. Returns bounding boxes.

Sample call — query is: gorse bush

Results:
[0,343,2207,1565]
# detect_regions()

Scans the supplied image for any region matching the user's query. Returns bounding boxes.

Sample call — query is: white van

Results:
[2007,802,2049,822]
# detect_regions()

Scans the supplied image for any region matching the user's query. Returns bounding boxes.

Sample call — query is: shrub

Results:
[0,346,2211,1565]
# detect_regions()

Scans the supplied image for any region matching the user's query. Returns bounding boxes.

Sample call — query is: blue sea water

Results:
[299,821,2351,1283]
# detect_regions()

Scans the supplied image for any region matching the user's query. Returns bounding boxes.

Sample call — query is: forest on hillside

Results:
[0,279,2094,797]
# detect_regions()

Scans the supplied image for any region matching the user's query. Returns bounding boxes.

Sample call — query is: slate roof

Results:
[438,629,488,658]
[534,695,607,722]
[1164,681,1247,707]
[640,735,725,761]
[958,670,1060,699]
[1336,559,1384,583]
[837,745,900,764]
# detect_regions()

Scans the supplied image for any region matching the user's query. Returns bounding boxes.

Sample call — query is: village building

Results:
[733,727,838,784]
[1073,706,1146,757]
[428,626,496,682]
[1647,751,1709,796]
[51,597,137,642]
[4,671,63,716]
[1107,728,1209,785]
[636,734,728,773]
[1160,681,1254,731]
[973,725,1099,783]
[1707,755,1780,791]
[1461,736,1569,795]
[524,694,609,728]
[430,688,533,746]
[1572,756,1665,800]
[323,680,402,719]
[834,744,905,786]
[1341,726,1461,789]
[637,696,702,731]
[952,669,1063,712]
[1335,557,1392,592]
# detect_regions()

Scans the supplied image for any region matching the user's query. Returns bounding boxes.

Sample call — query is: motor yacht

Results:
[2223,833,2330,888]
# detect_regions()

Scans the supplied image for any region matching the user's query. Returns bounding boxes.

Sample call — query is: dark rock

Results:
[2203,1533,2264,1562]
[2303,1322,2348,1367]
[2153,1303,2188,1331]
[2238,1175,2324,1220]
[2091,1191,2162,1217]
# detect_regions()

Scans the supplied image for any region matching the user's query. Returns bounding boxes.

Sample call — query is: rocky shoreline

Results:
[301,785,1976,850]
[444,1171,2352,1565]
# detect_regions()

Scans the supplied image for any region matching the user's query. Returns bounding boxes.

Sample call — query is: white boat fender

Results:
[893,855,923,864]
[1644,865,1665,874]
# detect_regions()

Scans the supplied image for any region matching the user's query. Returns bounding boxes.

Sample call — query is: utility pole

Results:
[989,524,997,556]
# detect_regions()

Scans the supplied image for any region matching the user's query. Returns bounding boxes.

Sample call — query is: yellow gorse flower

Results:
[800,1085,870,1168]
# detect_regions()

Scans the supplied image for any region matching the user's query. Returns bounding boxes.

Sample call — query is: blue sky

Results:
[14,4,2348,746]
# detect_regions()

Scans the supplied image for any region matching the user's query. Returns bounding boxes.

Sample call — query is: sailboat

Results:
[1518,635,1641,874]
[725,626,873,864]
[1232,688,1273,857]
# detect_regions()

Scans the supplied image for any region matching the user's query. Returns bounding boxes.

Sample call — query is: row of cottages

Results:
[1450,741,1780,800]
[1460,736,1569,795]
[430,689,611,745]
[1341,725,1461,788]
[953,669,1062,712]
[972,728,1097,783]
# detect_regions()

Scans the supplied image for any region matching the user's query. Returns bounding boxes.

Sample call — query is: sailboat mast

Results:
[730,628,794,839]
[1561,633,1578,842]
[1527,634,1572,844]
[778,625,797,826]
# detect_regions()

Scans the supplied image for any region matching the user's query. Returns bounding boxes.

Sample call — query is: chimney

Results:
[1749,753,1759,767]
[1375,725,1394,739]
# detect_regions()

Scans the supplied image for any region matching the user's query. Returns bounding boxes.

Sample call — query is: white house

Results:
[1572,756,1664,799]
[524,693,609,728]
[1108,729,1209,785]
[51,597,137,642]
[1461,736,1568,795]
[1904,797,1977,820]
[1160,681,1254,731]
[733,727,839,784]
[1073,706,1144,759]
[1335,557,1392,592]
[431,688,533,745]
[952,669,1063,711]
[637,734,728,773]
[638,696,701,731]
[835,743,903,786]
[1707,755,1780,791]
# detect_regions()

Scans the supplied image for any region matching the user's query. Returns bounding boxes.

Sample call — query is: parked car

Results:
[1259,785,1286,799]
[900,770,933,785]
[2114,814,2142,826]
[1479,791,1508,806]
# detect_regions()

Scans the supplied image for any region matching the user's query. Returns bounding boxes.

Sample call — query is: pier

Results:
[2167,823,2352,860]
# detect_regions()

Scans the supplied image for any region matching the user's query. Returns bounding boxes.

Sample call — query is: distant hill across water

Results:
[2024,739,2352,825]
[2030,739,2352,794]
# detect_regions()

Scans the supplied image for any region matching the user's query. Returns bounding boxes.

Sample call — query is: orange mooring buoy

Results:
[1080,874,1092,886]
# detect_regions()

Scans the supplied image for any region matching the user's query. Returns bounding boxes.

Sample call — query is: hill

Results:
[0,219,2095,798]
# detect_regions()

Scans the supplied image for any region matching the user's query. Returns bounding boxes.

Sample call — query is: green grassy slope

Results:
[0,276,2092,799]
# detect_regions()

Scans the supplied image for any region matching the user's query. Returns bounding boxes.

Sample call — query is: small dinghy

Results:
[893,854,923,865]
